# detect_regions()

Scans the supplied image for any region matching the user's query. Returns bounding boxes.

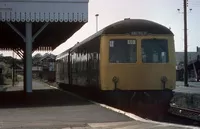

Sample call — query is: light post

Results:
[177,0,192,86]
[95,14,99,32]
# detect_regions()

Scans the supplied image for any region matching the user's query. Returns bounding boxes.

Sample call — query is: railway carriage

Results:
[56,19,176,115]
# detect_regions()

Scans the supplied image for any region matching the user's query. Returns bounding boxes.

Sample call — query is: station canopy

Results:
[0,0,88,52]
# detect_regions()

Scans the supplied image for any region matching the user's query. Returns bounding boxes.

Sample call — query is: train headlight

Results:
[112,76,119,83]
[161,76,168,83]
[112,76,119,90]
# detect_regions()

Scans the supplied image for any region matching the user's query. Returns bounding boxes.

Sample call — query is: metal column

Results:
[12,51,15,87]
[25,22,32,93]
[23,49,27,92]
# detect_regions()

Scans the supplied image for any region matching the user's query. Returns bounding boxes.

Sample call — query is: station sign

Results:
[129,31,148,36]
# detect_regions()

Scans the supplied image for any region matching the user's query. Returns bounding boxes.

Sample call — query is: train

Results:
[56,18,176,117]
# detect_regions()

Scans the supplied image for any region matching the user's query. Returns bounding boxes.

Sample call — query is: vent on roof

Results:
[124,18,130,20]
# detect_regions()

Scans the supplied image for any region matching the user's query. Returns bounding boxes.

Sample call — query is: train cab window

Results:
[109,39,137,63]
[142,39,168,63]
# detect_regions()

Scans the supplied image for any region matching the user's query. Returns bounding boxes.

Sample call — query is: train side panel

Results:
[70,42,100,88]
[56,58,65,83]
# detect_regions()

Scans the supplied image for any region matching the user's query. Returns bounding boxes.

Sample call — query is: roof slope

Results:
[71,19,173,51]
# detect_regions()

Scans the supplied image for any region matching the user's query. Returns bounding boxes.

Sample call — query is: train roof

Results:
[56,48,71,60]
[71,19,173,51]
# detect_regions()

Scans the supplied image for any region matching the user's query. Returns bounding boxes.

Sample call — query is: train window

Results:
[83,54,86,71]
[109,39,137,63]
[141,39,168,63]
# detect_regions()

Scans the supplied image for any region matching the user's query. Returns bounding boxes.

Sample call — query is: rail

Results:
[169,105,200,122]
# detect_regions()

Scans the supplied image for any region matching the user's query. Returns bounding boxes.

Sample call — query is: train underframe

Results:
[58,83,173,120]
[100,89,173,120]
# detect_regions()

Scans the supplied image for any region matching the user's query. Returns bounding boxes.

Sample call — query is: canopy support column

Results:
[25,22,32,93]
[7,22,49,93]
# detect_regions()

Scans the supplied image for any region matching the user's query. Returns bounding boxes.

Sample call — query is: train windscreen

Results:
[109,39,137,63]
[141,39,168,63]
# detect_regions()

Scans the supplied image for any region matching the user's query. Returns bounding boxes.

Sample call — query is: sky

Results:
[2,0,200,57]
[52,0,200,55]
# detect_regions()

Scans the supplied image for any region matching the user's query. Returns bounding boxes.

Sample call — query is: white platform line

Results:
[47,84,198,129]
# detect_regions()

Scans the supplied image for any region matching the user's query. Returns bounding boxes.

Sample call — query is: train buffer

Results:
[0,80,197,129]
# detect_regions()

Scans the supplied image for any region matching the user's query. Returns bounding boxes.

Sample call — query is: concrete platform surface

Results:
[174,86,200,94]
[176,81,200,89]
[0,80,197,129]
[172,81,200,110]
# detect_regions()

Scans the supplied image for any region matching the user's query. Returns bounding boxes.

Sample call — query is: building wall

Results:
[175,46,200,81]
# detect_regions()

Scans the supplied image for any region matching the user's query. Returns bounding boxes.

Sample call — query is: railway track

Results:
[169,104,200,122]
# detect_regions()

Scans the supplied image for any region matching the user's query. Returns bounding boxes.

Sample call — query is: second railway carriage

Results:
[56,18,176,114]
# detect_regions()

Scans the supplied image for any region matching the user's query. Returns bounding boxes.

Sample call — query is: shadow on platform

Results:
[0,89,92,109]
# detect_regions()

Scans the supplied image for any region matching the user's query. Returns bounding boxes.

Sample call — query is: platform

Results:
[176,81,200,88]
[170,81,200,111]
[0,80,196,129]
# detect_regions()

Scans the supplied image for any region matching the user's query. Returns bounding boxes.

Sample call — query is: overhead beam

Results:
[32,23,49,42]
[7,22,26,42]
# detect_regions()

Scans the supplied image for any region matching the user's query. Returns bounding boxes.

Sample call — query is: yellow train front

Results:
[56,18,176,118]
[100,35,175,91]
